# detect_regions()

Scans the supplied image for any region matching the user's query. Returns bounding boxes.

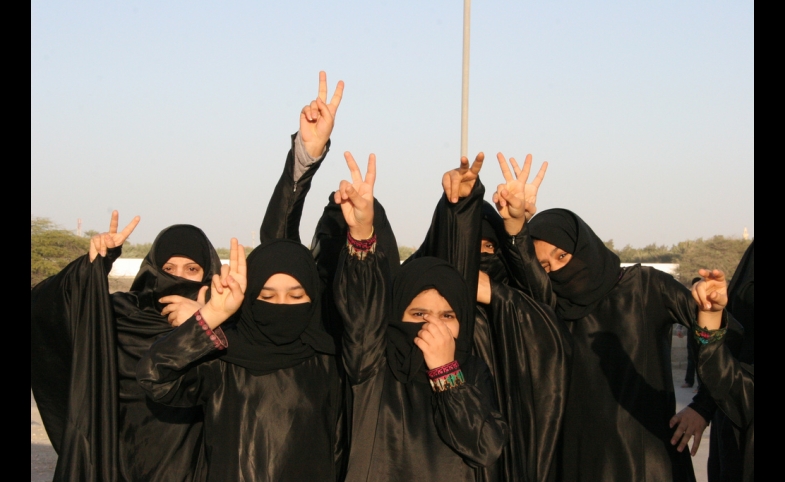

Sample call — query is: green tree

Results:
[675,236,752,285]
[398,246,415,262]
[31,217,89,287]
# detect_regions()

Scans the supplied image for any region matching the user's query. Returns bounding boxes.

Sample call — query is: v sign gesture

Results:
[335,152,376,240]
[89,210,141,262]
[492,153,548,235]
[442,152,485,203]
[300,71,345,158]
[200,238,248,329]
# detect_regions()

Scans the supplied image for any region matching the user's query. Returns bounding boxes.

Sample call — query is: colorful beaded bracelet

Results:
[347,229,377,260]
[195,310,227,350]
[428,360,465,393]
[693,325,726,345]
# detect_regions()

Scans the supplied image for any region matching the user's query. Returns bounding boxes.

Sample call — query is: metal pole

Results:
[460,0,471,158]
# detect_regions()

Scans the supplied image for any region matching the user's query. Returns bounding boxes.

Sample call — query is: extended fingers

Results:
[109,210,119,234]
[229,238,239,272]
[532,161,548,188]
[364,154,377,187]
[469,152,485,175]
[329,80,344,113]
[344,152,363,184]
[519,154,533,183]
[119,216,141,242]
[497,153,513,181]
[318,71,328,102]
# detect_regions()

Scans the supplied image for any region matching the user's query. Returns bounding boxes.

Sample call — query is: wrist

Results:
[697,310,723,331]
[198,305,227,329]
[503,218,525,236]
[427,360,465,392]
[347,227,377,260]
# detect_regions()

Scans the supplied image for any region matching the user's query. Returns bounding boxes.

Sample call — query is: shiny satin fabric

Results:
[409,181,572,482]
[31,251,210,482]
[137,316,344,482]
[335,246,508,482]
[697,332,754,482]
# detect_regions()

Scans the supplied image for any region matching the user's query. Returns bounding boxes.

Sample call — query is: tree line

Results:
[32,217,751,288]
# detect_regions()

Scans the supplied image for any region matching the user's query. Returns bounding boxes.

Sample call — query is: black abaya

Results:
[518,213,733,481]
[335,245,507,482]
[31,224,224,482]
[706,240,754,482]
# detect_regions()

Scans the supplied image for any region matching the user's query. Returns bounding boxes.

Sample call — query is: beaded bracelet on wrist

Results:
[693,325,727,345]
[195,310,227,350]
[427,360,465,393]
[347,229,377,260]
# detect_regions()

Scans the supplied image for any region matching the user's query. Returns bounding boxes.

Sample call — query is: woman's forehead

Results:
[408,288,453,310]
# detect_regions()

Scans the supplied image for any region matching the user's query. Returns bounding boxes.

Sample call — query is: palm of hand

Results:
[300,114,331,145]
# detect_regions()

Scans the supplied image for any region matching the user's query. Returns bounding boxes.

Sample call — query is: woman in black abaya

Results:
[332,153,507,482]
[508,204,743,481]
[407,153,572,482]
[137,239,343,482]
[31,214,223,481]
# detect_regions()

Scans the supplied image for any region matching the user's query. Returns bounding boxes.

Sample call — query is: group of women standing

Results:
[31,72,753,482]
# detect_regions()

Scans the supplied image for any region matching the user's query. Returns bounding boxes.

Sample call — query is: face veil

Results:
[221,239,335,375]
[528,209,621,320]
[386,257,474,383]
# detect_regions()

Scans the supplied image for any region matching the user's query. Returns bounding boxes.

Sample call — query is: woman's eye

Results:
[443,314,455,320]
[558,253,567,260]
[290,294,304,300]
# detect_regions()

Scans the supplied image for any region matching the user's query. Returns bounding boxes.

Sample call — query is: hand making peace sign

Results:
[200,238,247,329]
[300,71,345,158]
[335,152,376,240]
[492,153,548,235]
[442,152,485,204]
[89,210,141,262]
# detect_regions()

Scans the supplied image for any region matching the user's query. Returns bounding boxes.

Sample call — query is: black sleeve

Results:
[431,360,508,468]
[30,252,119,478]
[259,132,329,245]
[507,223,557,308]
[136,317,223,407]
[695,319,754,430]
[656,272,721,421]
[334,247,391,385]
[408,179,484,298]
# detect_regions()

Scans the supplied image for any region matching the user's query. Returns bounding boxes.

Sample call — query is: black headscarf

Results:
[528,209,621,321]
[221,239,335,375]
[114,224,222,353]
[479,202,511,285]
[386,257,474,383]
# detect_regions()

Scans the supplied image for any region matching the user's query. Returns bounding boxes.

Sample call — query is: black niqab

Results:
[528,209,621,320]
[221,239,335,374]
[386,257,473,383]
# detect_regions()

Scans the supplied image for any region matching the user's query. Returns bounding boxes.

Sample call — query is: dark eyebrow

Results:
[408,307,431,312]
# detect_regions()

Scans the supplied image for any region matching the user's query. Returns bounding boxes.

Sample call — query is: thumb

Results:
[197,286,208,305]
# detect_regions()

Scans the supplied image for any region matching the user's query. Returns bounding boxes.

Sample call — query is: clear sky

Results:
[31,1,754,250]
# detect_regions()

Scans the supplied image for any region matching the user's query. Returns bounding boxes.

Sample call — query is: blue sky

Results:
[31,1,754,249]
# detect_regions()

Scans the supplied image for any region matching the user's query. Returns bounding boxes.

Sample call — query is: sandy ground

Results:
[31,333,711,481]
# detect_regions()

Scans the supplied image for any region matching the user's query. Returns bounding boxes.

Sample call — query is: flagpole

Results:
[460,0,471,158]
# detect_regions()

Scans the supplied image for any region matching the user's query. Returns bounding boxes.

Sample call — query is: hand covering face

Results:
[119,224,222,339]
[386,257,474,383]
[221,239,335,375]
[528,209,621,320]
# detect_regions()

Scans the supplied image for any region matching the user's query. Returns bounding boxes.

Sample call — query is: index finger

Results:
[496,153,513,181]
[158,295,186,305]
[344,152,363,184]
[109,210,119,234]
[329,80,344,111]
[318,71,328,103]
[119,216,141,241]
[229,238,239,272]
[364,153,377,188]
[469,152,485,175]
[518,154,533,183]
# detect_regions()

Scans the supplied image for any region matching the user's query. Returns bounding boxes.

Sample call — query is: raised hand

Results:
[160,287,208,327]
[300,71,345,158]
[491,153,547,234]
[414,314,457,369]
[692,269,728,330]
[442,152,485,203]
[200,239,247,329]
[89,210,141,262]
[334,152,376,239]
